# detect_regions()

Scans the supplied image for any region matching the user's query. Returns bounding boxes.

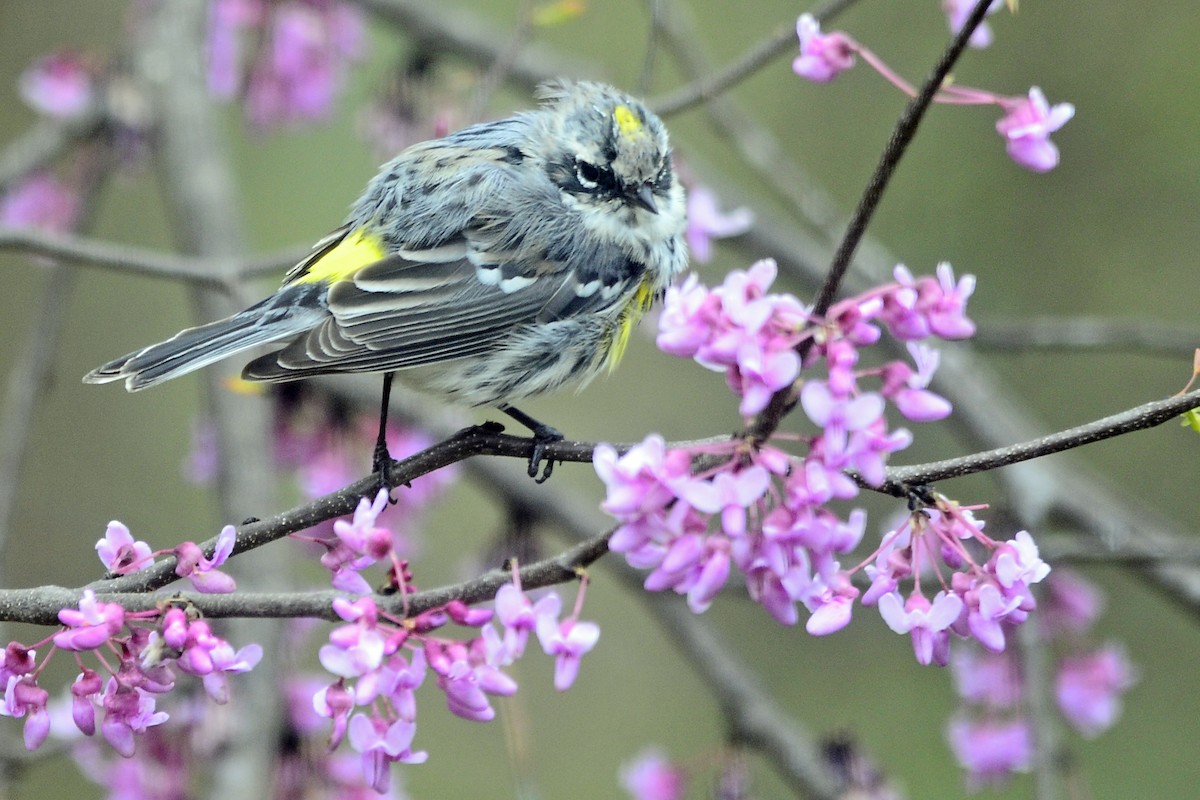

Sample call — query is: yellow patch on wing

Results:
[605,277,656,373]
[223,375,266,395]
[293,229,386,285]
[613,105,644,140]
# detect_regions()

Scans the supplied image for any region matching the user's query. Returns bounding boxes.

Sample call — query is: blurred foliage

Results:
[1,1,1199,798]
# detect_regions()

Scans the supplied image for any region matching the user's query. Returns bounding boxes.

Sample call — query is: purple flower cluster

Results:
[314,571,599,792]
[0,588,261,757]
[207,0,367,130]
[947,570,1136,788]
[869,511,1049,665]
[603,262,1050,662]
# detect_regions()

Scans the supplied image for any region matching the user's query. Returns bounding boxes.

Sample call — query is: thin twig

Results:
[974,316,1200,357]
[0,227,309,290]
[648,0,861,117]
[878,387,1200,493]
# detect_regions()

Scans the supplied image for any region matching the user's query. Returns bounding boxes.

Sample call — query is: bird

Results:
[84,79,689,484]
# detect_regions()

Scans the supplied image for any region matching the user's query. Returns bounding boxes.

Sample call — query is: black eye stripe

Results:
[575,159,620,194]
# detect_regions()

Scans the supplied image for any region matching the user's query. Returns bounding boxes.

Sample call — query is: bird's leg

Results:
[498,404,562,483]
[371,372,396,499]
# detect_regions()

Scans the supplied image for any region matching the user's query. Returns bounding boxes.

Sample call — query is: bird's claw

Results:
[526,424,562,483]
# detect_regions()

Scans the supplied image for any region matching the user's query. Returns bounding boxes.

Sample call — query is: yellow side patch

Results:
[606,277,656,373]
[613,105,644,140]
[293,229,386,285]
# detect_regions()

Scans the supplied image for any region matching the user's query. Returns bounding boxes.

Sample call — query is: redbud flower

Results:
[173,525,237,593]
[322,489,393,593]
[2,643,36,682]
[952,648,1023,712]
[0,173,80,233]
[70,668,105,736]
[685,186,753,263]
[1041,569,1104,635]
[533,593,601,691]
[95,521,154,574]
[995,87,1075,172]
[1055,645,1137,738]
[54,590,125,651]
[2,675,50,750]
[947,716,1032,790]
[99,680,169,757]
[18,51,94,118]
[620,747,687,800]
[347,714,427,793]
[226,0,368,130]
[314,679,355,748]
[494,583,543,659]
[426,639,516,722]
[878,590,962,666]
[201,639,264,703]
[320,598,386,679]
[793,14,857,83]
[943,0,1004,49]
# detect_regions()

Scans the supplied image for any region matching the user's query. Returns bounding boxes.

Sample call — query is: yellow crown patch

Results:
[613,105,644,139]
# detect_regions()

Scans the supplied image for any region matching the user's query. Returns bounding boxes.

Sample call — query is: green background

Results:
[1,0,1198,797]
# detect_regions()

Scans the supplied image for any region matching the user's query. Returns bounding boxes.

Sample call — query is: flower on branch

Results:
[96,521,154,575]
[793,14,857,83]
[173,525,237,593]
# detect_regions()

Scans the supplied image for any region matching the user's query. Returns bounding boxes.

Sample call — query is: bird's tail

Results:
[84,283,327,391]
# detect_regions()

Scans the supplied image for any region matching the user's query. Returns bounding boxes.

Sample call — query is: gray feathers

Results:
[84,80,689,406]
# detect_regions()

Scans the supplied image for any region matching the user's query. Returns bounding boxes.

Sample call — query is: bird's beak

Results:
[630,183,658,214]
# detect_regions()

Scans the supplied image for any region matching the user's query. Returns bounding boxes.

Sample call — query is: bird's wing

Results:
[245,213,647,378]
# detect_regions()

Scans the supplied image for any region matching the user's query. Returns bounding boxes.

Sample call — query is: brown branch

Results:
[877,388,1200,494]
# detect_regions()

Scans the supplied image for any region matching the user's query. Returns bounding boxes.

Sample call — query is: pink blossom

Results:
[928,263,977,339]
[70,668,104,736]
[425,639,517,722]
[18,51,94,118]
[942,0,1004,49]
[534,593,601,691]
[881,343,953,422]
[995,87,1075,172]
[99,680,169,757]
[320,598,386,679]
[1055,645,1137,738]
[879,590,962,666]
[674,465,769,537]
[991,531,1051,590]
[494,582,551,659]
[313,679,355,748]
[2,675,50,750]
[95,521,154,574]
[947,716,1032,789]
[620,747,687,800]
[381,648,426,723]
[951,649,1022,709]
[594,435,691,521]
[174,525,237,593]
[1,643,36,683]
[54,590,125,651]
[200,640,263,703]
[793,14,857,83]
[347,714,427,793]
[962,581,1022,653]
[0,173,80,232]
[685,186,753,262]
[1041,569,1103,635]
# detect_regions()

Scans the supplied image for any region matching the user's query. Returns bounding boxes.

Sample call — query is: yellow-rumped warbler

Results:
[85,80,688,479]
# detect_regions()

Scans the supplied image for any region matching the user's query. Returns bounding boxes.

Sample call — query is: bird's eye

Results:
[575,160,602,188]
